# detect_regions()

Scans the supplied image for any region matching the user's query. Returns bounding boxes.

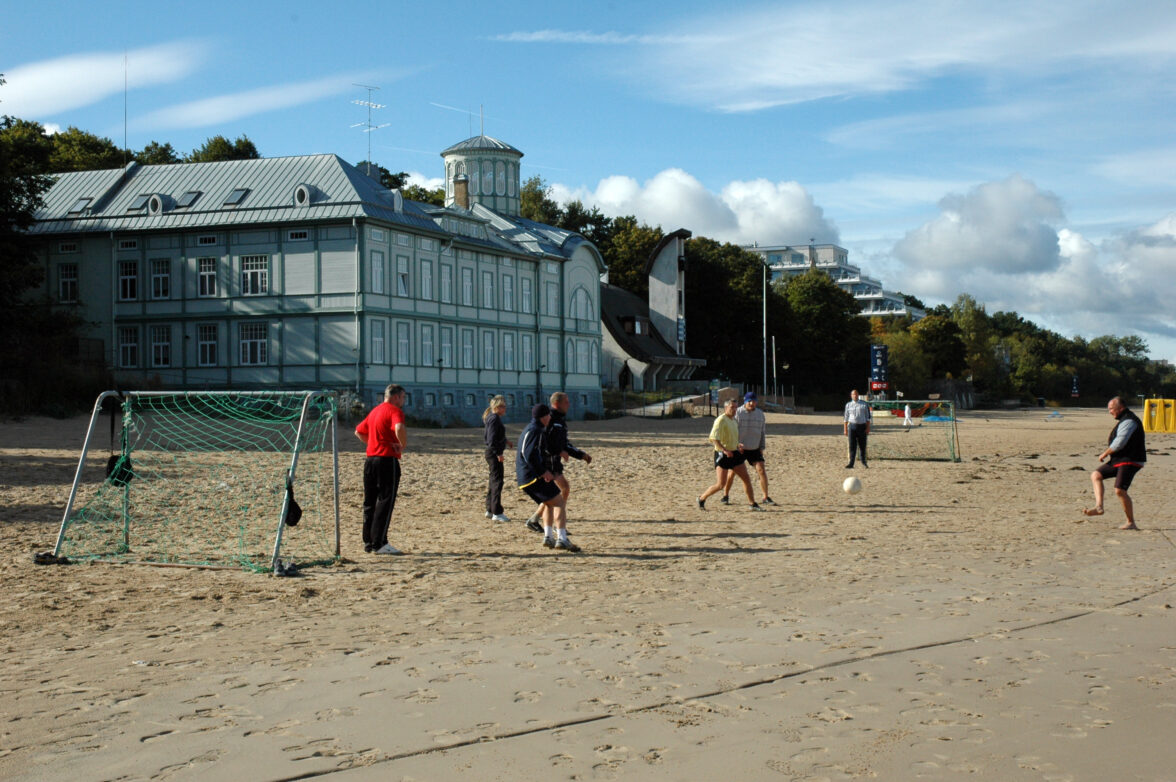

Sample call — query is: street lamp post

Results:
[761,259,768,396]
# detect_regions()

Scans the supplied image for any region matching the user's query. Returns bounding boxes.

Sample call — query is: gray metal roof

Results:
[30,154,443,236]
[440,135,523,157]
[29,153,601,267]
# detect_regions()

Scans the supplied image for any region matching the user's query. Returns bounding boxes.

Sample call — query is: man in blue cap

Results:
[516,403,580,552]
[721,391,774,506]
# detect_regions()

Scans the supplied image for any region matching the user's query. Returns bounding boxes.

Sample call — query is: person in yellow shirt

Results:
[697,398,761,511]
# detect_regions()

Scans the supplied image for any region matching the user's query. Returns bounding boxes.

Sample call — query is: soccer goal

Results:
[54,390,340,574]
[867,399,961,462]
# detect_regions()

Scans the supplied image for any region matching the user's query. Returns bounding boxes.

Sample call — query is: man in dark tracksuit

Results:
[1084,396,1146,530]
[526,391,592,534]
[517,403,578,551]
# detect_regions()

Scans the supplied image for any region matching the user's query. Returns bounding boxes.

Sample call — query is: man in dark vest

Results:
[1083,396,1145,530]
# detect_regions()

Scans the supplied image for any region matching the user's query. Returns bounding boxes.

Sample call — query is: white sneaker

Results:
[374,544,402,555]
[490,513,511,522]
[485,511,492,519]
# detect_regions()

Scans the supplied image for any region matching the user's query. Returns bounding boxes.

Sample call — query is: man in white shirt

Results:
[843,389,871,468]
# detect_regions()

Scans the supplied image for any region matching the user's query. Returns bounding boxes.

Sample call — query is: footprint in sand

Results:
[514,690,542,703]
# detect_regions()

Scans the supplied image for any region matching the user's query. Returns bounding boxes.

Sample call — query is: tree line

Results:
[2,82,1173,414]
[518,176,1176,407]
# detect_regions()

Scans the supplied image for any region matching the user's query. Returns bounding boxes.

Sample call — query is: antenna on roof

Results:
[123,51,128,171]
[351,84,389,178]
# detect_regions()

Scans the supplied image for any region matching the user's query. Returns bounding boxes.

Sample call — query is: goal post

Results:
[54,390,340,574]
[866,399,961,462]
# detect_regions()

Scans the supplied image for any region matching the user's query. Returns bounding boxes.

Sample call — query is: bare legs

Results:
[1086,471,1138,530]
[703,464,754,504]
[723,461,769,502]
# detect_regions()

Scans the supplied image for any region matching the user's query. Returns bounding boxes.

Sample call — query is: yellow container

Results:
[1143,398,1175,433]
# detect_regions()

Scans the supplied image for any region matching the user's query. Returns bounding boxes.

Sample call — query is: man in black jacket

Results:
[516,403,578,551]
[525,392,592,541]
[1083,396,1145,530]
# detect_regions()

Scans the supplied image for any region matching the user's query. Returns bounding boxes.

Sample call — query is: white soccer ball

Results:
[843,476,862,495]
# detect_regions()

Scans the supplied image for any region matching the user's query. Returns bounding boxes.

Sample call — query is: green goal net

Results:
[54,390,340,574]
[866,399,961,462]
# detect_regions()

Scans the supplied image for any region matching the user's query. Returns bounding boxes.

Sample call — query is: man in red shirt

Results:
[355,384,407,554]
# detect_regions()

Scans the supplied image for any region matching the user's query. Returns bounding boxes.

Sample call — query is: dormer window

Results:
[223,188,249,206]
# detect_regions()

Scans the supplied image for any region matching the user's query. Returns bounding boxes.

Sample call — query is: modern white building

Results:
[745,243,925,319]
[28,136,605,422]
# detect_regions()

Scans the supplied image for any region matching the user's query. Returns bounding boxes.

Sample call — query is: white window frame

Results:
[461,328,474,369]
[440,326,454,368]
[371,320,386,364]
[460,267,473,306]
[421,260,433,300]
[503,276,514,311]
[502,332,515,370]
[521,333,534,371]
[371,250,385,294]
[150,325,171,367]
[240,322,268,365]
[198,257,217,297]
[197,324,218,367]
[287,229,310,242]
[396,322,410,365]
[240,255,269,296]
[440,263,453,303]
[118,327,139,368]
[421,324,435,367]
[546,337,559,373]
[396,255,410,297]
[119,261,137,301]
[521,277,533,314]
[481,271,495,308]
[482,331,495,369]
[150,259,170,300]
[58,263,78,303]
[545,281,559,316]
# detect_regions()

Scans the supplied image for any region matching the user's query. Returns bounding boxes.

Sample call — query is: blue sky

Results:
[5,0,1176,364]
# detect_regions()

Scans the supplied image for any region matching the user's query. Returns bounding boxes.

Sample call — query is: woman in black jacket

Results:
[482,396,513,521]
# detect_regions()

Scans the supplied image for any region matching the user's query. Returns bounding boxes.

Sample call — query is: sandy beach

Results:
[0,407,1173,781]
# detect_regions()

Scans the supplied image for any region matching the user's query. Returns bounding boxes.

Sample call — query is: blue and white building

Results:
[29,135,605,422]
[745,243,925,319]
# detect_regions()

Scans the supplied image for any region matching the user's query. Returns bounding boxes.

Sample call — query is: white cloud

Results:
[136,75,363,129]
[889,175,1176,358]
[405,171,444,190]
[501,2,1176,112]
[1,41,206,118]
[894,175,1064,277]
[1093,147,1176,186]
[549,168,838,246]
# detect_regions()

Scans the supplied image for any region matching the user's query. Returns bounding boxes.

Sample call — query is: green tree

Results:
[519,175,562,224]
[135,141,181,165]
[1,77,99,414]
[879,330,932,396]
[951,294,998,388]
[187,134,260,163]
[780,270,870,395]
[402,183,444,206]
[909,314,966,378]
[603,217,663,300]
[48,126,125,172]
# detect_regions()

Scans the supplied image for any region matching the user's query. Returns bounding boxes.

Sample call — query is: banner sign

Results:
[870,344,889,391]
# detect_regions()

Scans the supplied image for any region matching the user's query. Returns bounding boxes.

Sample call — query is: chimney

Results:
[453,174,470,209]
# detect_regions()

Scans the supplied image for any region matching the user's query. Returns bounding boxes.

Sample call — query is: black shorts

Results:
[714,450,745,470]
[1096,462,1142,490]
[521,479,561,504]
[741,448,765,465]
